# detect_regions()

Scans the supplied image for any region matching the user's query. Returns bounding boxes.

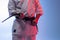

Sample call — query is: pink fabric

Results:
[27,0,43,17]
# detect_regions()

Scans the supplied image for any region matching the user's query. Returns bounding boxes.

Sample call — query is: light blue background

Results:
[0,0,60,40]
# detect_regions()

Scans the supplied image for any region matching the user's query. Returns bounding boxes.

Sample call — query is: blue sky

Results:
[0,0,60,40]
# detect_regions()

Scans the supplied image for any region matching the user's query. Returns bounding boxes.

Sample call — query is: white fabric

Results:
[8,0,43,17]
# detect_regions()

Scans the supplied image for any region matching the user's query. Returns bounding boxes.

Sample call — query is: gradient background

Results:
[0,0,60,40]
